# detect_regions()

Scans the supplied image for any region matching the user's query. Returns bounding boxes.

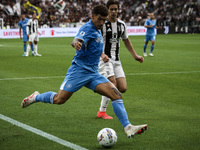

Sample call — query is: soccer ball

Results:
[97,128,117,147]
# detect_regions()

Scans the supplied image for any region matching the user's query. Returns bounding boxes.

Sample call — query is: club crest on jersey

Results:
[107,24,110,28]
[107,28,112,32]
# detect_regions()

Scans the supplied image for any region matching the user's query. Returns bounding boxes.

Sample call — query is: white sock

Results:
[34,44,38,54]
[26,45,30,56]
[99,96,110,112]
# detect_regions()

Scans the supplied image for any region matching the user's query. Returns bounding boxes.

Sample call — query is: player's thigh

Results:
[113,61,126,91]
[116,77,127,93]
[95,82,122,101]
[53,89,73,104]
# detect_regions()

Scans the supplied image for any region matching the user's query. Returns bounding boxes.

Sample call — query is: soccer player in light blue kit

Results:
[18,13,34,56]
[143,13,160,57]
[21,5,147,138]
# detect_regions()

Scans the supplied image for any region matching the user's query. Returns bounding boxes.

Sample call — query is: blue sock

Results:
[150,45,155,53]
[31,44,34,53]
[35,91,57,104]
[23,43,27,53]
[143,44,147,53]
[112,99,130,128]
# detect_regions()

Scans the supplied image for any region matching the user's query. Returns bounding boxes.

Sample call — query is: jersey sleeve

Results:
[121,24,128,39]
[75,25,94,43]
[144,20,149,26]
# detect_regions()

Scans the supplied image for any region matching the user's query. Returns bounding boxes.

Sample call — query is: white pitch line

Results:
[126,70,200,75]
[0,76,65,81]
[0,114,88,150]
[0,71,200,81]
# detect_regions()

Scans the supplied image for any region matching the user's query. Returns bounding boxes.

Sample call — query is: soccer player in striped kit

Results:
[97,0,144,119]
[26,13,41,57]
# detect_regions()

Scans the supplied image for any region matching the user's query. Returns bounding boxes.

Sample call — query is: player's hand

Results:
[135,55,144,63]
[38,32,41,35]
[74,41,82,51]
[101,53,109,63]
[27,34,29,38]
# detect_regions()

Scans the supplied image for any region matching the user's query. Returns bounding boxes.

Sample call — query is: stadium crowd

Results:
[0,0,199,33]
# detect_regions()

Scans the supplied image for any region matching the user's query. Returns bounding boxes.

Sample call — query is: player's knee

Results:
[119,87,127,93]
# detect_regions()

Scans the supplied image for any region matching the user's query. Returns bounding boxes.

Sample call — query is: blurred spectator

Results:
[0,0,199,33]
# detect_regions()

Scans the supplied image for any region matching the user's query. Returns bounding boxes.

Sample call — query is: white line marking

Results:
[0,71,200,81]
[0,114,88,150]
[0,76,65,81]
[126,71,200,75]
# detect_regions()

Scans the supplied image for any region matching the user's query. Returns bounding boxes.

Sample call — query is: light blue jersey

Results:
[72,20,104,72]
[18,18,29,42]
[144,19,156,36]
[144,19,156,42]
[60,20,108,92]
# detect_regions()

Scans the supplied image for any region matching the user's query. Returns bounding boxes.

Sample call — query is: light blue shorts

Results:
[145,35,155,42]
[60,63,109,92]
[23,34,28,42]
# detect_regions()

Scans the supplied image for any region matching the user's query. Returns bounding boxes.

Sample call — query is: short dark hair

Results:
[92,4,108,17]
[106,0,120,9]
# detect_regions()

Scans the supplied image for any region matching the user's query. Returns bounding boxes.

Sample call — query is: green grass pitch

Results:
[0,34,200,150]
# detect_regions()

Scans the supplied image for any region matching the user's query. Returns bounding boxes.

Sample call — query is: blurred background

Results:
[0,0,199,33]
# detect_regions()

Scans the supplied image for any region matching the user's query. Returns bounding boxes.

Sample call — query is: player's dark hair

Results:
[106,0,119,9]
[92,4,108,17]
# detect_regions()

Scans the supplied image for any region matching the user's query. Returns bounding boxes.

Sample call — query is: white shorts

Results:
[98,58,125,79]
[29,33,39,42]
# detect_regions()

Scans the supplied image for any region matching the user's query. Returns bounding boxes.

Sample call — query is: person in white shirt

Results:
[97,0,144,119]
[26,13,41,57]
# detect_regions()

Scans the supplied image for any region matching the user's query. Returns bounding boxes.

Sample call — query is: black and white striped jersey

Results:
[26,19,39,35]
[101,18,128,61]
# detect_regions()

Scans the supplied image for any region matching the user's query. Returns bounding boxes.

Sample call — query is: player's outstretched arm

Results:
[123,38,144,63]
[71,38,83,51]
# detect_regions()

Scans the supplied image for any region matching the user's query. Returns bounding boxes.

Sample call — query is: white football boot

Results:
[34,53,42,56]
[124,124,148,138]
[143,53,147,57]
[21,91,40,108]
[149,53,154,56]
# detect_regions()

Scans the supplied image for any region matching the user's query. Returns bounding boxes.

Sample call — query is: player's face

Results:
[92,14,107,29]
[108,4,118,19]
[21,15,25,20]
[32,13,36,19]
[149,13,154,20]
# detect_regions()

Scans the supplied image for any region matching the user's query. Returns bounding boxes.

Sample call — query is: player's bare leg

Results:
[116,77,127,93]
